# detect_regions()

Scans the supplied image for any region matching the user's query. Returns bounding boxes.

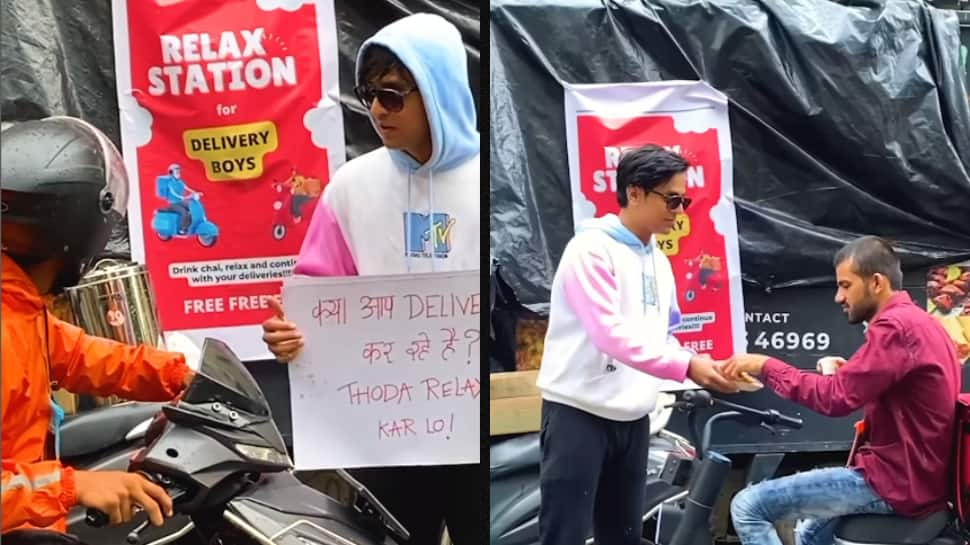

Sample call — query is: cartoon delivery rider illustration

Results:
[163,164,199,234]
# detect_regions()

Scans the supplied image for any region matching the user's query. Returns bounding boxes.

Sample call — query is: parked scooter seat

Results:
[835,510,954,544]
[1,529,84,545]
[490,433,541,478]
[60,402,164,458]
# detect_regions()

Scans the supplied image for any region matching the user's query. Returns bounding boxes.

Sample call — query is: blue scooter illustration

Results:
[151,164,218,247]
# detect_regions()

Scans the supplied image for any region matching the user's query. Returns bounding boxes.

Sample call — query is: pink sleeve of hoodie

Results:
[293,195,358,277]
[560,242,691,382]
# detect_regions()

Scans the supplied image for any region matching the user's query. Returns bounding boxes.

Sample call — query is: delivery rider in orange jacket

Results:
[1,117,194,536]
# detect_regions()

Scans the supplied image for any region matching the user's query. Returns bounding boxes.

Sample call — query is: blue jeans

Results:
[730,467,893,545]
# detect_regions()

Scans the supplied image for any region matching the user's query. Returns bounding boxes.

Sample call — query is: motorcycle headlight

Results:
[234,443,292,466]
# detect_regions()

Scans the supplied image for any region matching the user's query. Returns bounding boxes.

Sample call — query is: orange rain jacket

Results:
[1,253,191,533]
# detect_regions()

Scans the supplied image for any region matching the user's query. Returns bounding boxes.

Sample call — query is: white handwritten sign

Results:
[283,271,481,470]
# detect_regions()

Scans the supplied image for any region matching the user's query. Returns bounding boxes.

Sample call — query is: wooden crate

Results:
[490,370,541,436]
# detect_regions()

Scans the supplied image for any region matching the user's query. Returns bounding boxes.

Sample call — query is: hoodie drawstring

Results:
[641,243,660,316]
[429,170,435,272]
[641,252,647,315]
[406,171,413,274]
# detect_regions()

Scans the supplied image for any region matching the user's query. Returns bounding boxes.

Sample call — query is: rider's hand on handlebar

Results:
[180,369,196,391]
[687,355,739,394]
[719,353,771,381]
[75,470,173,527]
[262,296,304,363]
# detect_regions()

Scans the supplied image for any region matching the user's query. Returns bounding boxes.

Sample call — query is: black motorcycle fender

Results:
[224,472,393,545]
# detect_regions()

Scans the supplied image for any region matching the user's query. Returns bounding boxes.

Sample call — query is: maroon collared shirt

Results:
[763,292,962,517]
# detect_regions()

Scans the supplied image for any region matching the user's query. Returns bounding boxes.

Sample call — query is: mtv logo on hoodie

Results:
[404,212,457,259]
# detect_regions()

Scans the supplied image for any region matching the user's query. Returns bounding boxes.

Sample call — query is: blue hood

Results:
[355,13,479,173]
[577,214,654,251]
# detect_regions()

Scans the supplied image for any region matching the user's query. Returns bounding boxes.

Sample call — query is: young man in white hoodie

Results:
[536,145,737,545]
[261,13,480,545]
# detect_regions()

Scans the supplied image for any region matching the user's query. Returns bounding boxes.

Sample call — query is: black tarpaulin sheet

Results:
[490,0,970,311]
[1,0,480,258]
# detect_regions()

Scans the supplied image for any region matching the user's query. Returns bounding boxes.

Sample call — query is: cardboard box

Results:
[490,370,541,435]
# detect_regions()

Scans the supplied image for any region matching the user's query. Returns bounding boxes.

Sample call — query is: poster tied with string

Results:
[112,0,344,361]
[564,80,745,374]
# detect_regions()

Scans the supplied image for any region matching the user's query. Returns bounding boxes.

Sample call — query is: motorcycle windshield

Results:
[181,338,270,417]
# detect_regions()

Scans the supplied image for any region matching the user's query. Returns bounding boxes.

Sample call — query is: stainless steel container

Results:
[64,259,165,348]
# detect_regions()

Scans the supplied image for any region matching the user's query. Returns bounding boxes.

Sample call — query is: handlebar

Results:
[770,410,805,430]
[674,390,803,459]
[84,508,110,528]
[679,390,803,429]
[85,508,153,545]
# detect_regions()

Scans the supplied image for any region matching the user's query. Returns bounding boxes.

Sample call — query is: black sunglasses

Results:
[649,190,692,211]
[354,85,415,113]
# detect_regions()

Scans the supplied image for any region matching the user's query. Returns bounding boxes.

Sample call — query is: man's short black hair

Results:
[360,45,412,86]
[833,236,903,290]
[616,144,690,207]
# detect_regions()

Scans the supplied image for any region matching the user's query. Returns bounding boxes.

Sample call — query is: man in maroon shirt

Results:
[722,236,962,545]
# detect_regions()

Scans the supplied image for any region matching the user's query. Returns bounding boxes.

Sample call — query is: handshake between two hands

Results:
[685,353,766,394]
[687,353,847,394]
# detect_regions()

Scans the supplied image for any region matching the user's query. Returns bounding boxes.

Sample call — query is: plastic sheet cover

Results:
[1,0,480,258]
[490,0,970,310]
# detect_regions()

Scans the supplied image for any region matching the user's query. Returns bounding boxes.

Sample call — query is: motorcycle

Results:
[830,394,969,545]
[489,393,690,545]
[641,389,804,544]
[152,191,218,247]
[6,337,409,545]
[642,390,967,545]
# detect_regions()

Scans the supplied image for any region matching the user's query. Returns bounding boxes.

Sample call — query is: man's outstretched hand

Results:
[719,353,771,381]
[686,355,739,394]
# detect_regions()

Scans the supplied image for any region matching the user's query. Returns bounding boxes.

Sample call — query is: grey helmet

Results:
[1,116,129,272]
